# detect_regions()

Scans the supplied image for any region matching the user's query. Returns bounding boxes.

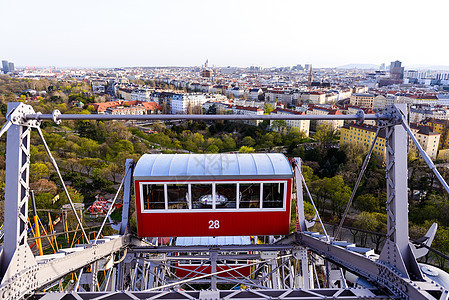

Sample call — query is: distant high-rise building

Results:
[2,60,9,74]
[390,60,404,80]
[8,62,14,72]
[380,63,385,71]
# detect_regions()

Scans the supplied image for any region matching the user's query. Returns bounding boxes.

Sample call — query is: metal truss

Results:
[30,288,391,299]
[1,103,449,299]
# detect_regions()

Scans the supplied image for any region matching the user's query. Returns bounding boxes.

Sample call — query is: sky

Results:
[1,0,448,68]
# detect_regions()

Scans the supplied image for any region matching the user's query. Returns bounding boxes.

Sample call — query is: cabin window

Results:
[167,184,189,209]
[191,184,213,209]
[142,184,165,209]
[141,181,286,211]
[262,182,284,208]
[215,184,237,209]
[239,183,260,208]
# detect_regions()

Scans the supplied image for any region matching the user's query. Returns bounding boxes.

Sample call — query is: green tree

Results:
[271,120,287,131]
[79,158,102,176]
[431,225,449,268]
[355,193,379,212]
[239,146,255,153]
[309,175,350,217]
[327,176,351,218]
[34,193,54,209]
[100,163,122,184]
[222,135,236,151]
[58,186,84,206]
[242,136,256,147]
[30,162,49,182]
[112,140,134,154]
[76,138,99,157]
[354,211,379,247]
[263,103,274,114]
[206,138,224,150]
[206,144,220,153]
[301,165,318,183]
[314,123,335,146]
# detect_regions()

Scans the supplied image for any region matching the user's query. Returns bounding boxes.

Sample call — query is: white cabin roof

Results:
[134,153,293,180]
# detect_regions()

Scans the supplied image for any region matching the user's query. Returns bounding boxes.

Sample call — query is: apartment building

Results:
[340,122,440,161]
[106,105,146,115]
[117,88,133,101]
[270,108,310,136]
[410,106,449,124]
[300,91,326,104]
[423,118,449,149]
[265,90,300,106]
[249,88,263,100]
[408,123,440,160]
[131,88,153,102]
[231,105,264,126]
[171,93,207,114]
[349,93,375,109]
[340,122,386,160]
[306,105,344,132]
[230,87,245,98]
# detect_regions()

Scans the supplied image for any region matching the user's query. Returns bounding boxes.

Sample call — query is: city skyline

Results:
[1,0,448,68]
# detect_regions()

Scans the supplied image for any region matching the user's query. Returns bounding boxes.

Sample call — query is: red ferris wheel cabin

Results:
[134,153,293,237]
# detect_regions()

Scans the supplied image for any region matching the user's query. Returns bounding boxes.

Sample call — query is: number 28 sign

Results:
[209,220,220,229]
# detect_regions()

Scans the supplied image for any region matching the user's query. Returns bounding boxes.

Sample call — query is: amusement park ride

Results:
[0,102,448,299]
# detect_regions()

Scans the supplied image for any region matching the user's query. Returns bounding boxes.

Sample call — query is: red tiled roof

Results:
[233,105,263,112]
[272,108,304,115]
[88,100,160,113]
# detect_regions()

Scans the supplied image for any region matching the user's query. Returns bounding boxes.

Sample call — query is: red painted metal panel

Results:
[135,179,292,237]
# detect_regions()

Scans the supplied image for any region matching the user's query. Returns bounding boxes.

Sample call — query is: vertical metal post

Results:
[115,159,134,290]
[90,262,98,292]
[1,103,31,277]
[309,264,315,288]
[294,247,310,289]
[293,158,307,232]
[270,260,279,289]
[120,159,134,235]
[210,251,217,291]
[115,260,125,290]
[147,262,156,289]
[302,259,310,289]
[379,104,423,280]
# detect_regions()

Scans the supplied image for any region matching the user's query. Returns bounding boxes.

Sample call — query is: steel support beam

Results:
[297,232,443,299]
[30,288,391,299]
[1,103,33,278]
[130,244,297,253]
[120,159,134,235]
[25,112,387,122]
[379,104,423,281]
[293,158,307,232]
